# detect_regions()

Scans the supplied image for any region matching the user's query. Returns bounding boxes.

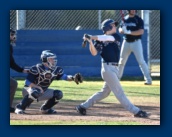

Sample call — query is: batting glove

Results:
[122,26,131,34]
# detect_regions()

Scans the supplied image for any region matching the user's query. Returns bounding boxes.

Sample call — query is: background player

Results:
[75,19,150,118]
[118,10,152,85]
[15,50,82,114]
[10,28,29,113]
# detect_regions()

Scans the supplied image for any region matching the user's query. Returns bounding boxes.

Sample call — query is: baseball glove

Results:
[72,73,83,84]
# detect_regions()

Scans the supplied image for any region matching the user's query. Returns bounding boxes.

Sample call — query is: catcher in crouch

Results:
[15,50,83,114]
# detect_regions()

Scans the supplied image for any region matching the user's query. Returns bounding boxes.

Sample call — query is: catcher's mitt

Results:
[72,73,83,84]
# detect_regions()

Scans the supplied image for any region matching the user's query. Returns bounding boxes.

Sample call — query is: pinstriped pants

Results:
[22,87,55,101]
[118,39,152,83]
[80,63,140,115]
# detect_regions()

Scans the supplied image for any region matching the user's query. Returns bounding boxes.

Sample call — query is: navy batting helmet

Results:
[101,19,118,33]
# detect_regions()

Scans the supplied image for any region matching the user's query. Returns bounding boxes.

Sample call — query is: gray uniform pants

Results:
[10,77,18,107]
[118,39,152,83]
[22,87,55,101]
[81,63,140,115]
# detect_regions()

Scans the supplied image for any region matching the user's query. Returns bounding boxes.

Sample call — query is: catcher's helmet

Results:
[101,19,118,33]
[41,50,57,69]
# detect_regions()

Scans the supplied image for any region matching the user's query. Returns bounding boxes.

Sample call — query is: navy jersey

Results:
[94,33,121,63]
[123,15,144,41]
[26,64,64,91]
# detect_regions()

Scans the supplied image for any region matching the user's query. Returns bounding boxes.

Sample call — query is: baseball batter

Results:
[118,10,152,85]
[15,50,83,114]
[75,19,150,118]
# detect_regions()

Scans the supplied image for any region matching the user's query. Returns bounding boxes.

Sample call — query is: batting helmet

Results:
[101,19,118,33]
[41,50,57,69]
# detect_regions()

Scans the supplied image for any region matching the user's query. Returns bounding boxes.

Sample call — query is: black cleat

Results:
[144,82,152,85]
[40,108,57,114]
[134,110,151,118]
[10,107,15,113]
[75,105,86,115]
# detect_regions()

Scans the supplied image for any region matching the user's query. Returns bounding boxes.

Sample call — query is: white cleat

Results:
[15,108,26,114]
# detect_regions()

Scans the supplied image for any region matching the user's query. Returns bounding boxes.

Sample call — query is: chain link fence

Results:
[10,10,160,75]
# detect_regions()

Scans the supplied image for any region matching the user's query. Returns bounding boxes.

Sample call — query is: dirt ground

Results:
[10,100,160,125]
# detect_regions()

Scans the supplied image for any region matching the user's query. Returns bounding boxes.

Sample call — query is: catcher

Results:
[15,50,83,114]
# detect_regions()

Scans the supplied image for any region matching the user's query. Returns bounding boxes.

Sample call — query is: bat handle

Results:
[82,40,87,47]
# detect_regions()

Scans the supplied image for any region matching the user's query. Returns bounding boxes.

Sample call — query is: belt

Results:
[103,62,118,66]
[126,39,140,42]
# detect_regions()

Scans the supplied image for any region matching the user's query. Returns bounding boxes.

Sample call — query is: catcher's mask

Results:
[101,19,119,34]
[41,50,57,69]
[10,28,17,44]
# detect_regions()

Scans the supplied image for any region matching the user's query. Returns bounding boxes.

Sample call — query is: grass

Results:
[11,78,160,125]
[10,120,141,125]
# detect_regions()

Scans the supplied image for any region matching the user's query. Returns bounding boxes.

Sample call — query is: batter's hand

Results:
[83,34,92,43]
[121,26,131,34]
[118,27,124,34]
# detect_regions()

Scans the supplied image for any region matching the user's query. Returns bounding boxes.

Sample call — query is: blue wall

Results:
[10,30,148,77]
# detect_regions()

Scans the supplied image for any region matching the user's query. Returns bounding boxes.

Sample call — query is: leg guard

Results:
[53,90,63,100]
[28,88,41,101]
[15,94,34,114]
[16,94,34,110]
[40,90,63,114]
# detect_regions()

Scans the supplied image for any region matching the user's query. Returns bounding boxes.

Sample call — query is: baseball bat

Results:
[82,34,91,48]
[82,40,87,48]
[75,26,88,48]
[120,10,125,21]
[120,10,125,25]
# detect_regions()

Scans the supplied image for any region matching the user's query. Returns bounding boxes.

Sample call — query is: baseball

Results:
[75,26,82,30]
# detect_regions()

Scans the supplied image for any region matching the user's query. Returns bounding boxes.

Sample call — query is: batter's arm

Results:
[83,35,98,56]
[89,40,97,56]
[129,29,144,36]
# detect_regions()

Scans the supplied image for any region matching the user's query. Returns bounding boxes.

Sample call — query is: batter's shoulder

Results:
[112,33,121,41]
[124,15,129,20]
[135,15,143,21]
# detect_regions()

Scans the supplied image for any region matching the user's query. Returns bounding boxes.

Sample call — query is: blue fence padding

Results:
[10,30,148,77]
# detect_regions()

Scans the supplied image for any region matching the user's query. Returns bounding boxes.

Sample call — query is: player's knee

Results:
[104,91,111,97]
[54,90,63,100]
[28,88,41,100]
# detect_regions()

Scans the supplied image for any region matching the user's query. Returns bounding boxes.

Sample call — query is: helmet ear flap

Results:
[41,54,48,63]
[102,23,113,33]
[42,56,47,63]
